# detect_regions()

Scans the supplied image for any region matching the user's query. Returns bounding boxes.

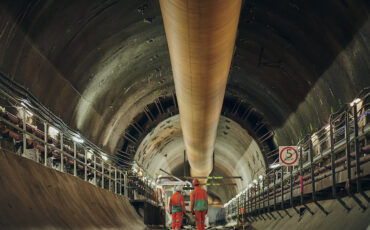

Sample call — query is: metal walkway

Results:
[225,89,370,228]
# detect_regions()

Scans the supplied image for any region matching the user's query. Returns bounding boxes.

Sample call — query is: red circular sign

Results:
[279,146,298,165]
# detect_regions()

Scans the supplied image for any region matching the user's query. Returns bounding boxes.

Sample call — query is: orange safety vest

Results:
[191,186,208,211]
[170,192,185,213]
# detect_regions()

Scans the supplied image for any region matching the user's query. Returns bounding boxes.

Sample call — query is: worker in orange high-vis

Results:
[190,179,208,230]
[169,186,185,230]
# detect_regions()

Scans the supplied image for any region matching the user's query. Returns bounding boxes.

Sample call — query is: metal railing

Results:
[224,88,370,223]
[0,85,157,203]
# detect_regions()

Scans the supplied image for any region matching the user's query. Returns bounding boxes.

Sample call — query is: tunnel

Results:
[0,0,370,229]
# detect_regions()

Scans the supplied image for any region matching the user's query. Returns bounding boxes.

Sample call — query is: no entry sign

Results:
[279,146,299,166]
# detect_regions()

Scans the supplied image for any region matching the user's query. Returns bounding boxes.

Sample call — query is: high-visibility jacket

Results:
[191,186,208,211]
[169,192,185,213]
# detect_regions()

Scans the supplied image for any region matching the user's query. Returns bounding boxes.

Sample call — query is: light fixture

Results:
[269,163,280,169]
[253,179,258,184]
[350,98,361,107]
[311,133,318,142]
[249,183,253,188]
[21,102,26,107]
[259,175,263,180]
[73,136,84,143]
[48,126,59,137]
[87,150,93,159]
[325,124,330,131]
[102,155,108,161]
[26,110,33,117]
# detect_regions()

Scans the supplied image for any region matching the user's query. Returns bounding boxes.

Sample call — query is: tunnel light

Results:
[311,133,318,142]
[350,98,361,107]
[73,136,84,143]
[26,110,33,117]
[132,164,138,173]
[48,126,59,138]
[102,155,108,161]
[269,163,280,169]
[87,150,93,159]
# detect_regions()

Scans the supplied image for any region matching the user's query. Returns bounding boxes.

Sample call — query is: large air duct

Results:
[159,0,242,177]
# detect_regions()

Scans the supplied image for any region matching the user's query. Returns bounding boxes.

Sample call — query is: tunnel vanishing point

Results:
[0,0,370,229]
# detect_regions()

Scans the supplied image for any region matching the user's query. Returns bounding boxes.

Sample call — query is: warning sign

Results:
[279,146,299,166]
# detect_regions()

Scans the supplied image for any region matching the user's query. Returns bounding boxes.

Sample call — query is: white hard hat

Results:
[175,186,182,192]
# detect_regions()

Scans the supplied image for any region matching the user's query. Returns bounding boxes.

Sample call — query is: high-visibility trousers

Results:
[195,210,207,230]
[171,212,183,229]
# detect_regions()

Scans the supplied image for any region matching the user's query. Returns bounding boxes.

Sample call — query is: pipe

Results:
[159,0,242,177]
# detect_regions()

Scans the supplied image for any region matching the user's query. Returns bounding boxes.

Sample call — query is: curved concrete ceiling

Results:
[1,0,370,197]
[135,115,266,202]
[120,94,275,169]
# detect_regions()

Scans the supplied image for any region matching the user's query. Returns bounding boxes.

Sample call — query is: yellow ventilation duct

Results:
[159,0,242,177]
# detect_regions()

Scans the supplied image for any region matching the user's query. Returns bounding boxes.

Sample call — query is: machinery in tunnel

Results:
[0,0,370,229]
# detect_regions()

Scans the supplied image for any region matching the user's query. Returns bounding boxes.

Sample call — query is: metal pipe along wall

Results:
[159,0,242,177]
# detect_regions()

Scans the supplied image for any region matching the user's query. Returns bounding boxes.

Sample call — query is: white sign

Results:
[279,146,299,166]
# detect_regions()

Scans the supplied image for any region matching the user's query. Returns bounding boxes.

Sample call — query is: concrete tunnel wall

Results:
[0,1,370,227]
[0,149,145,230]
[135,115,266,203]
[0,0,369,159]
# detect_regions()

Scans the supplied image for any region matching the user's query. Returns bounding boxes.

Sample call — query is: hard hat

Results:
[193,178,200,186]
[175,186,182,192]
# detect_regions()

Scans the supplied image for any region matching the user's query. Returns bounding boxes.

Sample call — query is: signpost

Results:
[279,146,299,166]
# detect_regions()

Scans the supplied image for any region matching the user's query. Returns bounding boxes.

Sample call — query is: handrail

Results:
[224,89,370,219]
[0,85,158,204]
